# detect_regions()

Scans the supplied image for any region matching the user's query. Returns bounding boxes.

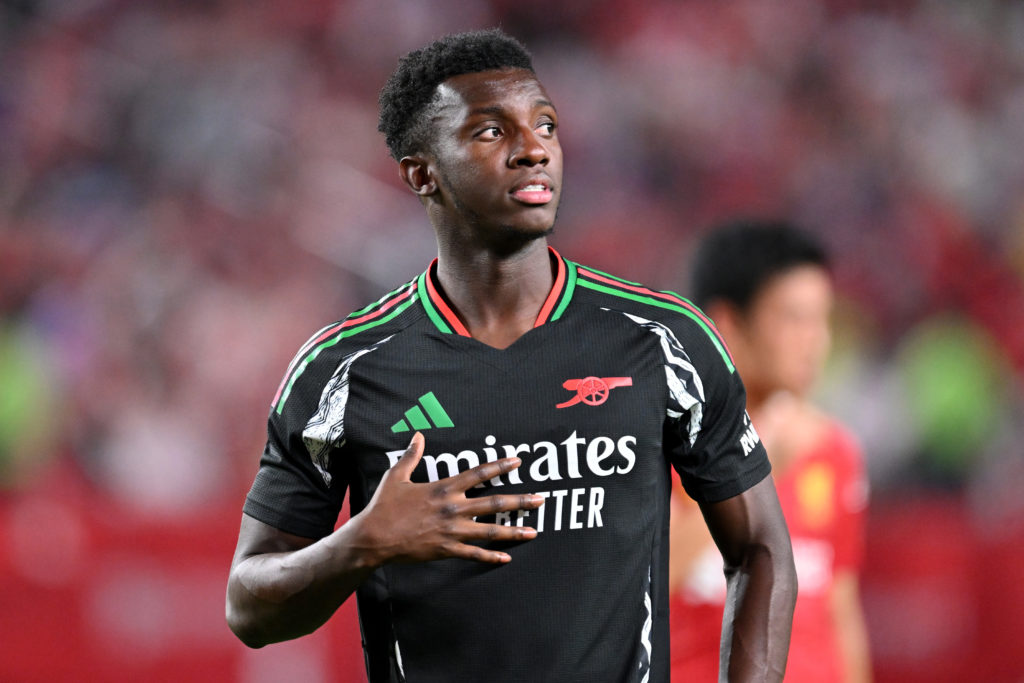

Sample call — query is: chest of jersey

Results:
[328,313,673,681]
[338,314,672,531]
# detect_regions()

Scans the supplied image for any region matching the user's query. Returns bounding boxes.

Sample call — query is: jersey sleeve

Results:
[665,315,771,504]
[828,424,869,572]
[242,341,349,540]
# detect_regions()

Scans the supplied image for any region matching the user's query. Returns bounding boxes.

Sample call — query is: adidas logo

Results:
[391,392,454,433]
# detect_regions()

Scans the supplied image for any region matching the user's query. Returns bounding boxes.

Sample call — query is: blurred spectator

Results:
[0,308,59,486]
[669,220,871,682]
[895,315,1011,485]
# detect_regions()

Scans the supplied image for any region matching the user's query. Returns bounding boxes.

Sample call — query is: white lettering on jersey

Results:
[523,486,605,533]
[739,411,760,456]
[385,435,630,536]
[386,433,639,485]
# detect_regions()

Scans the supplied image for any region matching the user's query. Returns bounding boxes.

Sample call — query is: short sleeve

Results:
[242,354,349,539]
[666,318,771,504]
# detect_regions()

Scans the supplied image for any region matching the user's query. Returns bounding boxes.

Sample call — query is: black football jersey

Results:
[244,247,770,683]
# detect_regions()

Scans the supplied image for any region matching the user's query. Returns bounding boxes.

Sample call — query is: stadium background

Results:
[2,0,1023,681]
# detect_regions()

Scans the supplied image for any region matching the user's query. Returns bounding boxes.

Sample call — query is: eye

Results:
[476,126,502,141]
[536,121,556,137]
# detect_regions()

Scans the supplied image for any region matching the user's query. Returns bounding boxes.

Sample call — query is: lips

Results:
[511,178,554,205]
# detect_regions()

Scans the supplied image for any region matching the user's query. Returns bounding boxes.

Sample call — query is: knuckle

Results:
[489,495,505,513]
[439,502,458,518]
[485,458,509,476]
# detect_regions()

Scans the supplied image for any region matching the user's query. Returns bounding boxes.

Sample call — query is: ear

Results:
[399,156,437,197]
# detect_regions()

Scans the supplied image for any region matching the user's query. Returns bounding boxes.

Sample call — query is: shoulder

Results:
[762,398,859,468]
[818,415,865,467]
[818,416,870,515]
[567,259,736,374]
[270,276,426,417]
[792,407,868,497]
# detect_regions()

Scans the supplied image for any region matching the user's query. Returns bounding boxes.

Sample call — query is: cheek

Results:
[794,321,831,364]
[738,336,784,388]
[759,328,819,385]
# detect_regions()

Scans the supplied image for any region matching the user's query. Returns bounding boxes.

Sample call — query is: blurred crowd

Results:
[4,0,1022,514]
[2,0,1024,680]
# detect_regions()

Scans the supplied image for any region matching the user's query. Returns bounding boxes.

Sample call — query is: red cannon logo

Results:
[556,376,633,409]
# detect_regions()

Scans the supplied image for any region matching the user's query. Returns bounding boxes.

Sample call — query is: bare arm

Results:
[700,476,797,683]
[831,570,872,683]
[226,432,544,648]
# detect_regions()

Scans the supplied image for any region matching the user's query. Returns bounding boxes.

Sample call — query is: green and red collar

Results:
[415,247,733,372]
[417,246,577,336]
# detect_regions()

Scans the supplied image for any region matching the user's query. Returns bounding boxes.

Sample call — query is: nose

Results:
[508,126,549,168]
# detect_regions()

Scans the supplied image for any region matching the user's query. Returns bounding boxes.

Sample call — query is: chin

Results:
[783,377,816,398]
[499,221,555,241]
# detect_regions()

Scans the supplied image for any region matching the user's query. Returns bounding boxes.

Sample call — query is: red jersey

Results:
[670,420,868,682]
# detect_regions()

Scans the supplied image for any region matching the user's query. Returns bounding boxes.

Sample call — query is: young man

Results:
[227,30,796,682]
[669,221,871,682]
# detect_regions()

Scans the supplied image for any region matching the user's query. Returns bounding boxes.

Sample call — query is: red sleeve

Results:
[827,423,869,572]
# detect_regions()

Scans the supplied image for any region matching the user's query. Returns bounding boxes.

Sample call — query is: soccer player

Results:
[226,30,796,682]
[669,220,871,682]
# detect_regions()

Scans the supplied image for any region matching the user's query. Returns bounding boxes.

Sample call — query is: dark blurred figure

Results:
[670,220,872,682]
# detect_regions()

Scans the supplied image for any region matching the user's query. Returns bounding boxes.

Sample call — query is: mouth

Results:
[510,178,554,205]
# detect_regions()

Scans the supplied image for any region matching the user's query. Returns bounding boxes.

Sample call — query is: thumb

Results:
[390,432,425,481]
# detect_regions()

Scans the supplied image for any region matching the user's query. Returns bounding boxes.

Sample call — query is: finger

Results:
[448,456,524,491]
[454,519,539,543]
[458,493,546,518]
[389,432,425,480]
[443,541,515,564]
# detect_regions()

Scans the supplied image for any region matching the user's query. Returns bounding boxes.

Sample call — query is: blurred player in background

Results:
[670,220,872,682]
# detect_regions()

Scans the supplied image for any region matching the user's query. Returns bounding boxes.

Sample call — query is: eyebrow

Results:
[466,99,557,118]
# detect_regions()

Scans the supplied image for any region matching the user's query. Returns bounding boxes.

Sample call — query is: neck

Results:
[744,386,769,421]
[434,238,554,349]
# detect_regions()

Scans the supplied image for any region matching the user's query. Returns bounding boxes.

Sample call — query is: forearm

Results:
[831,572,872,683]
[226,515,378,648]
[838,620,872,683]
[226,439,543,648]
[719,540,797,682]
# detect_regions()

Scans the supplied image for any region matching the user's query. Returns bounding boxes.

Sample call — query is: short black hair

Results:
[689,219,830,311]
[377,28,535,160]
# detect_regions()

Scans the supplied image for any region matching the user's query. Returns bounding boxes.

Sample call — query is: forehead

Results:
[754,265,833,312]
[432,68,553,119]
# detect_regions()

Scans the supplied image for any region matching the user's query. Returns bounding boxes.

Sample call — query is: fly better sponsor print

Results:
[385,431,637,533]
